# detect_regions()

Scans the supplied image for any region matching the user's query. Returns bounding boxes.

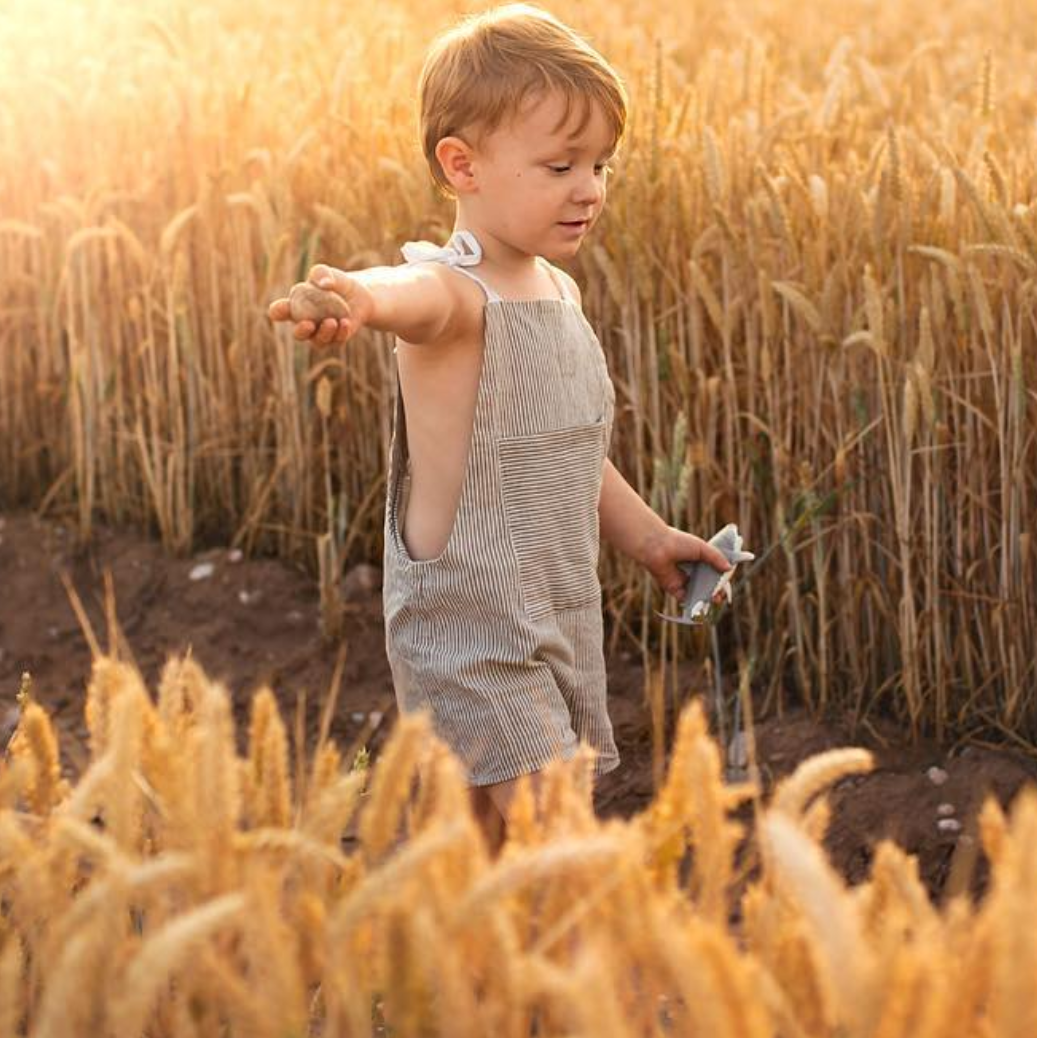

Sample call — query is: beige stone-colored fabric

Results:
[382,236,619,786]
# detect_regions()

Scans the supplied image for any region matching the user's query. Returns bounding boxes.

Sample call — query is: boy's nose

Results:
[572,172,604,206]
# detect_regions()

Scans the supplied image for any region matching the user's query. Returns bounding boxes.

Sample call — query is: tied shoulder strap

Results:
[400,229,482,267]
[400,230,500,302]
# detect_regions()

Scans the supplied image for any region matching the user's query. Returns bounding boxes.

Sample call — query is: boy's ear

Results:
[436,136,478,194]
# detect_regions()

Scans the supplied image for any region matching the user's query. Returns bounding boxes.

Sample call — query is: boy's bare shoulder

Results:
[404,260,487,345]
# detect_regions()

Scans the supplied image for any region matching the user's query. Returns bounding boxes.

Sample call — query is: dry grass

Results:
[1,655,1036,1036]
[1,0,1035,738]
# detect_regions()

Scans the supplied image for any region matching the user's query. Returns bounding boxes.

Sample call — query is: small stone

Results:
[238,590,253,605]
[48,626,59,639]
[727,730,748,769]
[927,766,949,786]
[227,549,244,564]
[937,817,962,834]
[351,712,366,724]
[289,281,349,323]
[937,802,956,817]
[189,562,215,581]
[286,610,304,624]
[369,710,384,727]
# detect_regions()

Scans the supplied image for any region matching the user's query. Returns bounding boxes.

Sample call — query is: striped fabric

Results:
[382,247,620,787]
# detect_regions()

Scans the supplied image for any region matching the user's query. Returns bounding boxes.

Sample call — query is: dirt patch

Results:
[2,511,1035,901]
[0,513,394,774]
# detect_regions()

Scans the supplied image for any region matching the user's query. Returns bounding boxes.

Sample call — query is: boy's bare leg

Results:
[469,773,545,857]
[484,772,544,823]
[469,783,506,856]
[487,770,590,966]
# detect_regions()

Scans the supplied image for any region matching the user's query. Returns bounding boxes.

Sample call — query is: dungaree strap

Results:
[449,267,502,303]
[400,230,502,303]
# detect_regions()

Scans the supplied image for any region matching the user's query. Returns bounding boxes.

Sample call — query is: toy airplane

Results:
[657,524,755,626]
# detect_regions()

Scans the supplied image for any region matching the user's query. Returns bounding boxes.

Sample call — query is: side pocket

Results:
[497,422,605,621]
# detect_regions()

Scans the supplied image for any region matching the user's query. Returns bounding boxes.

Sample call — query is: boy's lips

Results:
[558,219,590,232]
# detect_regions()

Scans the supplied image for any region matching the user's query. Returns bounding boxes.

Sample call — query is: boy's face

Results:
[465,90,616,262]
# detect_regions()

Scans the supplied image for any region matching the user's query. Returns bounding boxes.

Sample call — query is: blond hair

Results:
[419,4,627,194]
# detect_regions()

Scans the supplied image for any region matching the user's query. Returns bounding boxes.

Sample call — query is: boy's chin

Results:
[544,239,585,261]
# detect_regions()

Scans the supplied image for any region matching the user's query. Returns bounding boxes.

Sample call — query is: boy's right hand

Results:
[267,264,374,345]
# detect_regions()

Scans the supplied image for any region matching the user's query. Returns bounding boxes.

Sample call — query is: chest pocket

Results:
[497,421,606,622]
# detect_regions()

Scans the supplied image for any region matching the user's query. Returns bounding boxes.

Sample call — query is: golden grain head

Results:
[0,659,1034,1035]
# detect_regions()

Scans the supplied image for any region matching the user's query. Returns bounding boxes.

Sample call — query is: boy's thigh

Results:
[481,771,544,820]
[468,783,497,821]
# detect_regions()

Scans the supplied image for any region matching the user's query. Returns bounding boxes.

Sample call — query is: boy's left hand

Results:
[642,526,731,603]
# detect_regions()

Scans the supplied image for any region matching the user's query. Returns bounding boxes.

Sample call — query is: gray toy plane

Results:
[657,523,755,626]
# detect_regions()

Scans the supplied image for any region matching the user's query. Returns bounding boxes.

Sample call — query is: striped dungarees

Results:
[382,231,620,787]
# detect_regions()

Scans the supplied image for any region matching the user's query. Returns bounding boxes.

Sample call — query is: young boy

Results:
[269,3,729,852]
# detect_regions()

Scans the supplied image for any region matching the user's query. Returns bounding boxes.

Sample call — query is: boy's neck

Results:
[452,222,539,278]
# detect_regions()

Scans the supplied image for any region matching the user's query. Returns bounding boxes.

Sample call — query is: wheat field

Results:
[1,0,1035,738]
[1,656,1036,1037]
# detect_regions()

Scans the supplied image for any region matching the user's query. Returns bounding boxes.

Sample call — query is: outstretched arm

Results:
[598,458,729,598]
[268,261,469,347]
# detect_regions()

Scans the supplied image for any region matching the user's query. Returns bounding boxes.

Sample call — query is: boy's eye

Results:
[546,163,614,175]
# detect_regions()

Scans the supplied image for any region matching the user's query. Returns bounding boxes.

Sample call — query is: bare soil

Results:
[2,511,1034,902]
